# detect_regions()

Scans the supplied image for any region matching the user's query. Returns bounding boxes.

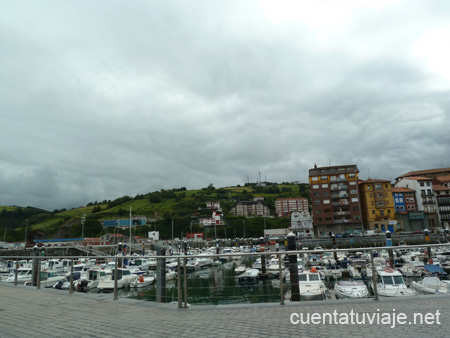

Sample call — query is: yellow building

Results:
[358,179,397,232]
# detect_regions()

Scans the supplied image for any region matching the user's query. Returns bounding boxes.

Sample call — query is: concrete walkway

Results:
[0,283,449,337]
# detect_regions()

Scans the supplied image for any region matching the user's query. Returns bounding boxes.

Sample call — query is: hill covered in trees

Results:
[0,182,310,243]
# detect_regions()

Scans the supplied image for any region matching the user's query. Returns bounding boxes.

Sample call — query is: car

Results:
[413,230,423,234]
[334,234,343,238]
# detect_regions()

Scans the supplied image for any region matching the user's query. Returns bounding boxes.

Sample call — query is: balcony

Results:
[332,193,349,199]
[330,178,347,183]
[331,185,348,191]
[332,201,349,206]
[333,211,350,216]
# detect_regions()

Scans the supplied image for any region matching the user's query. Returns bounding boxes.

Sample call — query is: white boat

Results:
[374,268,415,297]
[2,267,33,283]
[234,265,247,275]
[77,269,107,291]
[166,269,177,281]
[131,275,155,288]
[238,268,259,283]
[287,270,328,301]
[348,259,368,280]
[334,280,369,299]
[399,261,425,277]
[38,270,65,288]
[411,276,450,294]
[98,268,138,290]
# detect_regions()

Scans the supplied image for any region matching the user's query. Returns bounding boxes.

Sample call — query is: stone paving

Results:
[0,283,449,337]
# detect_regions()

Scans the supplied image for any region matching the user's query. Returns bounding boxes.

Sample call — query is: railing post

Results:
[278,252,284,305]
[183,257,188,308]
[370,250,378,301]
[287,233,300,301]
[14,259,19,286]
[113,258,118,300]
[69,259,74,294]
[37,258,41,289]
[177,257,182,308]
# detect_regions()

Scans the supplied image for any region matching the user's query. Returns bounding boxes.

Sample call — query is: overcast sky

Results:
[1,1,449,211]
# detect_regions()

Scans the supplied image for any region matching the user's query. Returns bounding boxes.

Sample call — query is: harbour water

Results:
[93,257,285,305]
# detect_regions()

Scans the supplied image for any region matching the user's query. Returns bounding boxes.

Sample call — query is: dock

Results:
[1,283,449,337]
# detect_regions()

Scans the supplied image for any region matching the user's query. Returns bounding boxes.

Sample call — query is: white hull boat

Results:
[410,277,450,294]
[334,280,369,299]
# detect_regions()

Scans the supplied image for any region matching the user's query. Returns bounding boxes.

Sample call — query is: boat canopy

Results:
[424,264,447,275]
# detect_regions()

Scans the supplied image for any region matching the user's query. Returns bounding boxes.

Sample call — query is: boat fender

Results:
[310,267,317,273]
[139,275,144,283]
[428,259,433,265]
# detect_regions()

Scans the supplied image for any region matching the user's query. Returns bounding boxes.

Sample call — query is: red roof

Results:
[400,176,432,181]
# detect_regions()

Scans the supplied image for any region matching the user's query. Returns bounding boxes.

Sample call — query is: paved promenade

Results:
[1,283,449,338]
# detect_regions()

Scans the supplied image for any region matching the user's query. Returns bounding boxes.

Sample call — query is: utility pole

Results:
[24,219,28,245]
[81,214,86,247]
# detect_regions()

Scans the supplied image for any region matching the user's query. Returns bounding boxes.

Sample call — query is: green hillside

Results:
[0,182,310,243]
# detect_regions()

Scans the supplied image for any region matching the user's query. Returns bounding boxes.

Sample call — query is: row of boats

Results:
[233,245,450,301]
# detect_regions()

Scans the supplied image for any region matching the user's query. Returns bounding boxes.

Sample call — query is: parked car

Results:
[413,230,423,234]
[334,234,343,238]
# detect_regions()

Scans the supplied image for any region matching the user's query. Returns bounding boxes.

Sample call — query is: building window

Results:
[313,185,319,189]
[312,177,319,181]
[350,190,357,194]
[323,200,330,204]
[367,186,371,190]
[372,210,375,214]
[351,198,359,202]
[314,200,321,204]
[322,184,329,188]
[323,191,329,196]
[375,184,382,190]
[321,176,328,180]
[349,173,356,178]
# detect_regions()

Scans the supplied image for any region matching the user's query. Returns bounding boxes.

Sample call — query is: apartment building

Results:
[392,187,423,231]
[275,197,309,218]
[309,164,363,236]
[434,176,450,229]
[358,179,396,232]
[395,176,438,228]
[229,199,270,217]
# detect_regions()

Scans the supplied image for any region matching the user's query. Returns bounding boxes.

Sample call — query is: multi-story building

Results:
[290,211,314,238]
[275,197,309,218]
[229,199,270,217]
[395,176,438,228]
[396,168,450,181]
[434,176,450,229]
[358,179,396,232]
[392,187,423,231]
[309,164,363,236]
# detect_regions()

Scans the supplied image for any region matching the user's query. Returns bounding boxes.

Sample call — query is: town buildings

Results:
[309,164,363,237]
[358,179,396,232]
[229,198,271,217]
[275,197,309,218]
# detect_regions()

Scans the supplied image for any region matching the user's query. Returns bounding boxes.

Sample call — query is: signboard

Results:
[388,220,397,225]
[409,212,424,220]
[187,233,204,239]
[148,231,160,241]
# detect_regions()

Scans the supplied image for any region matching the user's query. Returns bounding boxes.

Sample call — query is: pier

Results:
[1,282,449,337]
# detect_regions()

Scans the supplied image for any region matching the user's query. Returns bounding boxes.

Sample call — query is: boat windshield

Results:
[382,276,394,285]
[299,274,307,282]
[393,276,404,284]
[309,274,320,281]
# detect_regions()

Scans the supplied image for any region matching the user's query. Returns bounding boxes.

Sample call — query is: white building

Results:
[291,211,314,238]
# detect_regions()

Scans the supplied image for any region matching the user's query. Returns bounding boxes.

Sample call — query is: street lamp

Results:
[24,219,28,245]
[81,214,86,247]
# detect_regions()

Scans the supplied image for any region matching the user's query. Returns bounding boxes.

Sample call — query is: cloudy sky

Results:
[1,1,449,211]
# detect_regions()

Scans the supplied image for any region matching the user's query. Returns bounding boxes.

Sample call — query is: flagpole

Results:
[129,206,132,255]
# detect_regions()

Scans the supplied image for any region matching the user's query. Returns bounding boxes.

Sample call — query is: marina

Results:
[2,240,450,306]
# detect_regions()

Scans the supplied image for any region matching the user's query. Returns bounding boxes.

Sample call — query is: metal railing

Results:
[2,241,450,307]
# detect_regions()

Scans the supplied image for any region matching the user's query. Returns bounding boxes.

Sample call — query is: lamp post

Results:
[24,219,28,245]
[81,214,86,247]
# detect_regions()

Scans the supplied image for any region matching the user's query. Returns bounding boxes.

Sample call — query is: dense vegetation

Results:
[0,182,310,243]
